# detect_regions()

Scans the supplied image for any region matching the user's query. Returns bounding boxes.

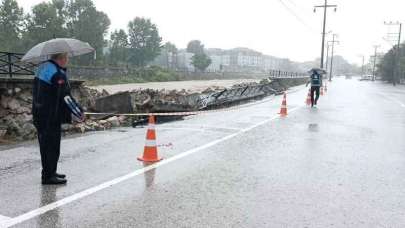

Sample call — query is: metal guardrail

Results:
[197,83,282,109]
[0,52,37,78]
[268,69,308,79]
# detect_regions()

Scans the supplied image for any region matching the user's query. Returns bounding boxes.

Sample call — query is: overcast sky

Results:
[18,0,405,65]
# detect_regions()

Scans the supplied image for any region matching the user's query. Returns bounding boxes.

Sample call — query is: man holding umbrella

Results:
[23,38,94,185]
[306,68,326,108]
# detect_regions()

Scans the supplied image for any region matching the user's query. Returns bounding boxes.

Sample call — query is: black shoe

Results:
[55,173,66,179]
[41,173,66,180]
[42,176,67,185]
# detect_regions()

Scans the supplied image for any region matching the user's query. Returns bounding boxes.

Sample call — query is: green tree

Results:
[152,42,178,68]
[22,0,67,50]
[163,42,178,69]
[108,29,129,66]
[0,0,24,52]
[191,53,211,72]
[127,17,162,67]
[19,0,110,65]
[66,0,110,65]
[377,43,405,84]
[186,40,204,55]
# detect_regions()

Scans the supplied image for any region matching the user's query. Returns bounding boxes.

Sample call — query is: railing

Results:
[268,69,308,79]
[0,52,37,78]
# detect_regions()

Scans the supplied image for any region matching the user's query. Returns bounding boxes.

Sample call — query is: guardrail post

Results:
[7,53,12,78]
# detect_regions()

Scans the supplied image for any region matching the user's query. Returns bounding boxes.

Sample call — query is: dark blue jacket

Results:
[32,60,82,126]
[310,72,322,87]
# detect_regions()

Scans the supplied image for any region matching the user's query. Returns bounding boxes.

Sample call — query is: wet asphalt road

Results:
[1,78,405,227]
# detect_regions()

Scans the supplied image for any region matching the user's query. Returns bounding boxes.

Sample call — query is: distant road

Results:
[91,79,260,94]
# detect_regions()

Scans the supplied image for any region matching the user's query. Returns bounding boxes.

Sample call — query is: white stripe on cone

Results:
[145,140,157,147]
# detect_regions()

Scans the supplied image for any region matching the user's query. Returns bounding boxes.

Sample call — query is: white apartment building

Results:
[206,54,231,72]
[263,55,282,71]
[176,51,194,71]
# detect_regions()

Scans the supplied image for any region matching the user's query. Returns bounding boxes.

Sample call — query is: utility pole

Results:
[397,23,402,85]
[372,45,380,81]
[384,21,402,86]
[314,0,337,69]
[328,34,339,81]
[325,41,332,72]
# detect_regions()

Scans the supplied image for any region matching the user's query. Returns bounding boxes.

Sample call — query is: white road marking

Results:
[380,93,405,108]
[0,215,11,226]
[4,106,303,228]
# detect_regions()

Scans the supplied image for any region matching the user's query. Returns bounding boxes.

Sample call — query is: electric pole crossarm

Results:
[314,5,337,8]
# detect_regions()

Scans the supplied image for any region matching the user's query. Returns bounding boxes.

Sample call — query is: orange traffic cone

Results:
[306,89,311,106]
[320,86,324,96]
[138,115,162,162]
[279,92,288,116]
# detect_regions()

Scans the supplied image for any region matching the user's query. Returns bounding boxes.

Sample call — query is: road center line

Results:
[4,106,302,228]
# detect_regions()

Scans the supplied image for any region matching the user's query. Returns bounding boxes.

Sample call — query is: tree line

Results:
[377,42,405,84]
[0,0,212,71]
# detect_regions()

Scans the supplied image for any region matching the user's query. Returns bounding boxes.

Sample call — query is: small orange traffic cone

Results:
[138,115,162,162]
[305,89,311,106]
[279,92,288,116]
[320,86,324,96]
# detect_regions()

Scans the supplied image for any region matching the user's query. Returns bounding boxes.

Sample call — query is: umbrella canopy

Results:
[21,38,94,63]
[308,67,327,75]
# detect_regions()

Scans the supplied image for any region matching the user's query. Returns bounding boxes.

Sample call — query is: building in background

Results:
[151,46,308,73]
[176,50,194,71]
[263,55,283,71]
[206,48,230,72]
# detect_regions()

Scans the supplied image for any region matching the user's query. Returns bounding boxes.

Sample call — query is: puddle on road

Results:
[116,129,128,133]
[308,123,319,132]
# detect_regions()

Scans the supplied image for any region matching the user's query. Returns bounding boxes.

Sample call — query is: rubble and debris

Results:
[0,77,306,143]
[92,77,307,129]
[0,85,109,143]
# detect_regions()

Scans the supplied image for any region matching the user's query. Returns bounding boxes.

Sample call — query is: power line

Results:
[285,0,298,8]
[278,0,315,33]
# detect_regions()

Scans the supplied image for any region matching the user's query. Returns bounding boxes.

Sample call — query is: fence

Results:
[268,69,308,79]
[0,52,37,78]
